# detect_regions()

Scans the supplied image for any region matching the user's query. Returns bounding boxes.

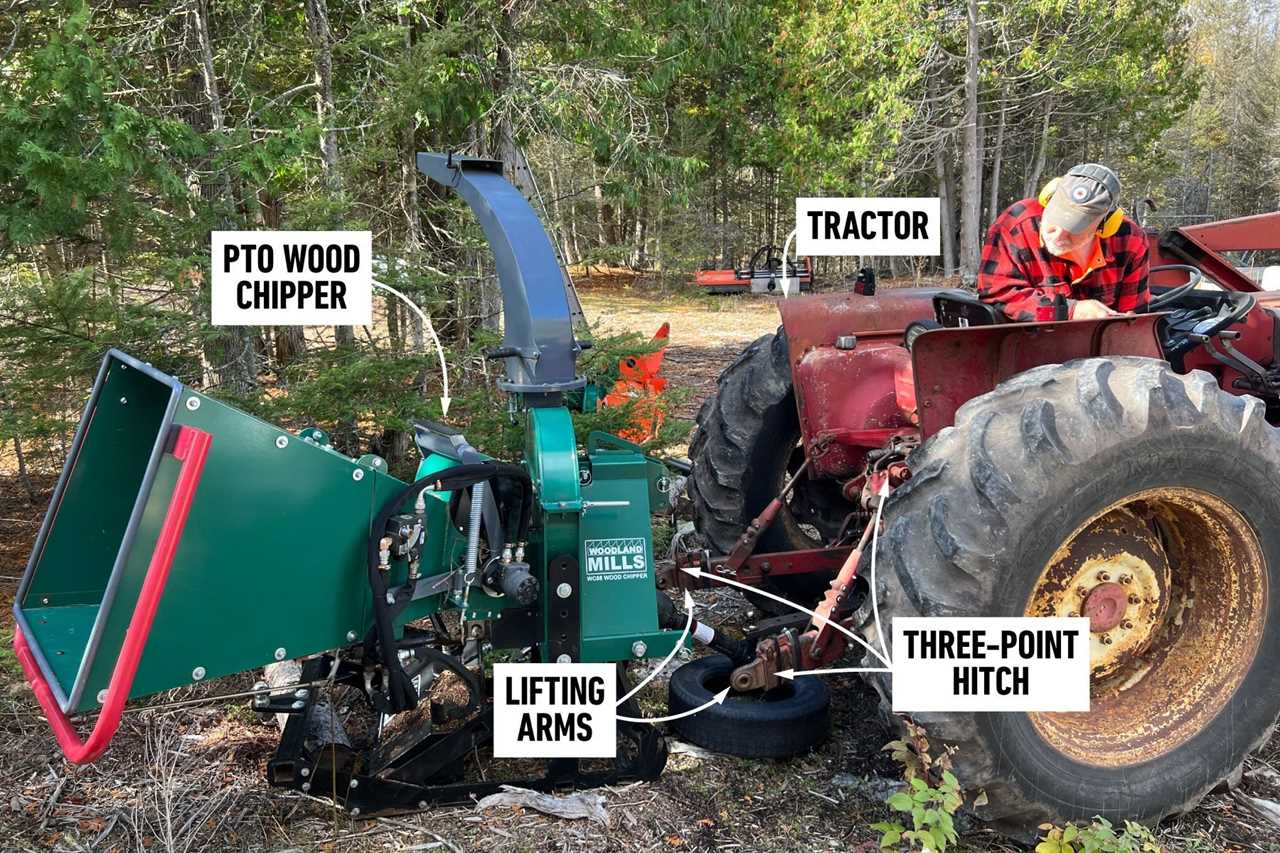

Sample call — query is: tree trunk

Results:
[987,98,1008,228]
[305,0,339,189]
[548,158,574,265]
[189,0,256,394]
[1024,99,1053,198]
[935,143,957,279]
[13,436,37,503]
[958,0,982,287]
[305,0,352,352]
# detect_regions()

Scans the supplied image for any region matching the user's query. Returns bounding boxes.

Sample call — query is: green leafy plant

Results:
[1036,817,1161,853]
[872,719,965,851]
[872,771,962,851]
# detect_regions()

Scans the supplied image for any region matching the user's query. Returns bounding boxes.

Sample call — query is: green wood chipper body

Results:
[14,154,685,792]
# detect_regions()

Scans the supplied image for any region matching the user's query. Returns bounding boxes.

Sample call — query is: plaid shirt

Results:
[977,198,1150,321]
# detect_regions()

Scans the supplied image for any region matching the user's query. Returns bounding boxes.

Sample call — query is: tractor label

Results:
[891,617,1089,712]
[584,537,648,582]
[795,198,940,256]
[210,230,373,326]
[493,663,617,757]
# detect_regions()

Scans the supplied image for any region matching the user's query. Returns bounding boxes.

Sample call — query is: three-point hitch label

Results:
[891,617,1089,713]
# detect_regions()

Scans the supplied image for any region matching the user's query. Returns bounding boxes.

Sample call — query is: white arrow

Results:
[617,687,731,724]
[372,280,452,416]
[618,590,695,706]
[777,666,890,679]
[868,479,892,664]
[681,566,892,669]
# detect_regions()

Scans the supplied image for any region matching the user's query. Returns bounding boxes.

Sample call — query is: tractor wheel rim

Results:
[1024,487,1267,767]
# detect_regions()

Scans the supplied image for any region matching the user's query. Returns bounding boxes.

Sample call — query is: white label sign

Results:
[584,538,647,583]
[211,230,372,325]
[494,663,617,758]
[796,198,941,256]
[891,617,1089,712]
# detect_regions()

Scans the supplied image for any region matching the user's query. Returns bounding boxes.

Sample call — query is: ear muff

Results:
[1098,207,1125,238]
[1039,175,1125,237]
[1038,178,1060,207]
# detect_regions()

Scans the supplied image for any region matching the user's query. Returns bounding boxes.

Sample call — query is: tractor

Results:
[675,212,1280,833]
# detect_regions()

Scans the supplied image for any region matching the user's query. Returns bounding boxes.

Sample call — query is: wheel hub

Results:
[1081,582,1127,632]
[1024,488,1266,768]
[1028,507,1169,678]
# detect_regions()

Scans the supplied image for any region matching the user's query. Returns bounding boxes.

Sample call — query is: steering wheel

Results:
[1143,264,1204,312]
[1160,290,1256,357]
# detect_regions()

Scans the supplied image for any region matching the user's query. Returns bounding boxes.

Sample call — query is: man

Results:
[977,163,1149,321]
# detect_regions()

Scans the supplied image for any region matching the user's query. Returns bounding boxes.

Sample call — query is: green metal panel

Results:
[578,443,683,662]
[525,406,583,659]
[23,362,170,609]
[15,353,472,713]
[78,389,421,710]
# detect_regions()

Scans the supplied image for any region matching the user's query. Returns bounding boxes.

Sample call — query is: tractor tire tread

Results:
[862,356,1280,836]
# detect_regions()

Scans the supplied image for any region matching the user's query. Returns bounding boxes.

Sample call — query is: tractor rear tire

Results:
[865,357,1280,835]
[689,329,843,610]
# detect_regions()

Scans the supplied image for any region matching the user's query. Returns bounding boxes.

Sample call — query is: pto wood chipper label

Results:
[211,230,373,325]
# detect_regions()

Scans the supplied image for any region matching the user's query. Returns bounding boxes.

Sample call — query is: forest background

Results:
[1,0,1276,477]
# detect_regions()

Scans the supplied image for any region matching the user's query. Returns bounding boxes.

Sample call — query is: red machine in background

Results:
[696,244,814,294]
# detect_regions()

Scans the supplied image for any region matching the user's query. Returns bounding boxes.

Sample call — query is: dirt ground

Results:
[3,284,1280,851]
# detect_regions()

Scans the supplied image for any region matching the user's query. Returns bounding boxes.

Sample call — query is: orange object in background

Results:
[603,322,670,443]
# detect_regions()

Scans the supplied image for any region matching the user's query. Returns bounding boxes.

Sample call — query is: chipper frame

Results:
[13,153,688,814]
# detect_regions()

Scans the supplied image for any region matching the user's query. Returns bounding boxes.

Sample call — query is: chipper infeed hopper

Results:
[13,153,687,812]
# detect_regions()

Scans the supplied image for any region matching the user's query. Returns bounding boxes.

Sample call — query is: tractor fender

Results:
[778,290,941,478]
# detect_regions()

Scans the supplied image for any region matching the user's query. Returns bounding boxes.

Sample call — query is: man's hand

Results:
[1072,299,1119,320]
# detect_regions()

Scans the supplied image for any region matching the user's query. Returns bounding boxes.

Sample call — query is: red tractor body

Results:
[780,213,1280,490]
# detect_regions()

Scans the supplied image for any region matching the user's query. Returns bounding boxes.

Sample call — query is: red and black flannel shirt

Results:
[977,198,1150,321]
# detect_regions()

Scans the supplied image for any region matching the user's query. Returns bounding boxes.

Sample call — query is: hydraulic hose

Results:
[364,461,531,713]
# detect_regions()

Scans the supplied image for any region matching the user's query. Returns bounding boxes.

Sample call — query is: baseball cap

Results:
[1042,164,1120,235]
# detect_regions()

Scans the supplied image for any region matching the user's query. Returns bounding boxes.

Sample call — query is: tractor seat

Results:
[933,290,1003,328]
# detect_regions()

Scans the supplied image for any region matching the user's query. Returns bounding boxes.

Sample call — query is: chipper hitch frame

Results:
[13,152,688,814]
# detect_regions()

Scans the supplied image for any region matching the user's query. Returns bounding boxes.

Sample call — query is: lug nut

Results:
[1121,620,1134,630]
[1077,585,1090,597]
[1066,611,1078,618]
[1128,594,1141,605]
[1119,574,1132,585]
[1097,571,1111,582]
[1100,634,1113,645]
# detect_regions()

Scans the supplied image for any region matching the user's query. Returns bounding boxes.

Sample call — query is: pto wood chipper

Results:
[674,211,1280,833]
[12,154,702,814]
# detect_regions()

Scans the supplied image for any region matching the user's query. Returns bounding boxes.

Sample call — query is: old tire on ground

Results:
[865,356,1280,835]
[689,329,847,609]
[667,655,830,758]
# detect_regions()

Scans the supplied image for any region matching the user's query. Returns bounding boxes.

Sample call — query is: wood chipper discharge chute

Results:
[13,154,689,811]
